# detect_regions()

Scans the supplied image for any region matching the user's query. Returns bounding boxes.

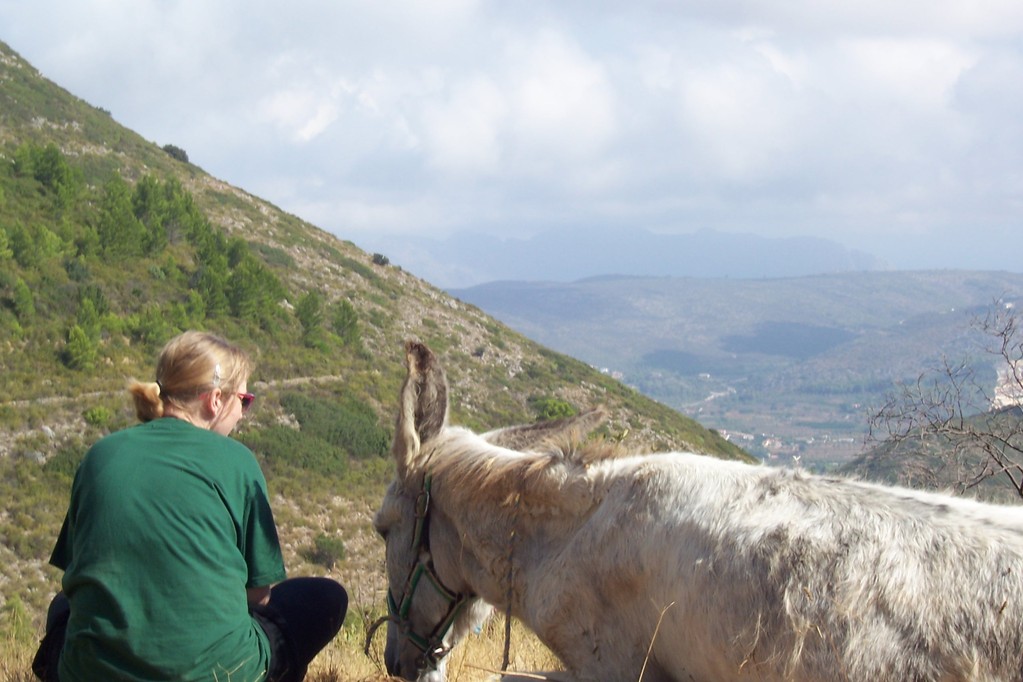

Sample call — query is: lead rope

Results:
[501,485,522,671]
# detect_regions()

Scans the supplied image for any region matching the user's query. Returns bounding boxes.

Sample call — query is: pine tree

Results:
[296,291,325,348]
[13,278,34,322]
[331,299,361,347]
[64,325,98,370]
[0,225,12,260]
[97,176,147,258]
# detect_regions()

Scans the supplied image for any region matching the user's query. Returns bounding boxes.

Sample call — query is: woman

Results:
[35,331,347,681]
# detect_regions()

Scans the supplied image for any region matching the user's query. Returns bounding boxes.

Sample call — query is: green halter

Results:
[365,474,472,674]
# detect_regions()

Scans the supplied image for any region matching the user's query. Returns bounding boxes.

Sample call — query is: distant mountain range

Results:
[450,270,1023,467]
[382,226,885,288]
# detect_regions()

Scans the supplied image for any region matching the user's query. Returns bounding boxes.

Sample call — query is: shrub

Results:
[162,144,189,163]
[127,305,174,345]
[280,393,389,460]
[331,299,360,348]
[1,595,34,646]
[305,533,346,569]
[241,426,349,478]
[528,396,577,421]
[44,444,87,481]
[83,406,113,428]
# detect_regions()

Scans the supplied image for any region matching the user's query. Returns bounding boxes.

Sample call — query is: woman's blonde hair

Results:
[129,331,254,423]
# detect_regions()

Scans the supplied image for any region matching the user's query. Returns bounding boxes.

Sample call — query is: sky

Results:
[1,0,1022,280]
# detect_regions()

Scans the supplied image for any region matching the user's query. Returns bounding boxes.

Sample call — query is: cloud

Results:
[1,0,1022,273]
[505,30,617,163]
[257,65,341,143]
[672,49,804,181]
[422,74,507,174]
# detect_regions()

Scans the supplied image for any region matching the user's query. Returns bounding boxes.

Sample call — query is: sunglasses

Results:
[237,392,256,412]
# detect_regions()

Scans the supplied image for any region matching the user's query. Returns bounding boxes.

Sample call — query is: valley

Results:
[451,271,1023,469]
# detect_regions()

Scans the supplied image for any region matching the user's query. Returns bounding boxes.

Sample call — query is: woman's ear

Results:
[201,388,224,418]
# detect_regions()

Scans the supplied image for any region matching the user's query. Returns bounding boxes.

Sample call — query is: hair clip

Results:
[213,363,222,387]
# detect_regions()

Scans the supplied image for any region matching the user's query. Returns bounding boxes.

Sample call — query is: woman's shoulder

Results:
[86,421,152,452]
[92,418,256,461]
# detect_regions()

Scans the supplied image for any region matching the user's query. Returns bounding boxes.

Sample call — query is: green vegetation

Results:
[161,144,189,163]
[280,392,391,460]
[529,396,577,421]
[306,533,347,570]
[0,136,366,393]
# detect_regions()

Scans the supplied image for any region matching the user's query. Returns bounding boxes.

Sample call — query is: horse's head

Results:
[371,341,491,681]
[371,340,609,680]
[372,474,493,681]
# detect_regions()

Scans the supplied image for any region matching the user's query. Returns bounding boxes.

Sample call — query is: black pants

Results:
[253,577,348,682]
[33,577,347,682]
[31,592,69,682]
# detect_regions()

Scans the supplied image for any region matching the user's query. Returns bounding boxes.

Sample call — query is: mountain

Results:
[450,271,1023,467]
[0,38,747,456]
[0,39,749,638]
[375,225,886,289]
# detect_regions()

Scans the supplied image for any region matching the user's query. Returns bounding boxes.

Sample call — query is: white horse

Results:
[371,340,1023,682]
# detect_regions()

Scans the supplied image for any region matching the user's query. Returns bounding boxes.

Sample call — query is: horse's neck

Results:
[441,475,596,611]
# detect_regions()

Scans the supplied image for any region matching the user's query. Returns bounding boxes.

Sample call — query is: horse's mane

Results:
[427,427,627,513]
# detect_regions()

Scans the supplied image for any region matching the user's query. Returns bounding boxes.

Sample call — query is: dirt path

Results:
[0,375,348,409]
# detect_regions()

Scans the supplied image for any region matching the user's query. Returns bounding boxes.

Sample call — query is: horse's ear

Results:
[392,340,449,479]
[481,407,609,450]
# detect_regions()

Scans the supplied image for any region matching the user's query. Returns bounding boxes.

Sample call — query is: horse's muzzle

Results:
[384,629,401,677]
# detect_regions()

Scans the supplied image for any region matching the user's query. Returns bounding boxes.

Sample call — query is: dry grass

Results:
[2,610,561,682]
[326,612,561,682]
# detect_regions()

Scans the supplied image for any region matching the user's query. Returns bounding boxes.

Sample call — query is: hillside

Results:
[451,271,1023,467]
[840,407,1023,505]
[0,37,749,652]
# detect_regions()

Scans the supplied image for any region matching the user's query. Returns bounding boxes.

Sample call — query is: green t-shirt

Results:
[50,418,287,682]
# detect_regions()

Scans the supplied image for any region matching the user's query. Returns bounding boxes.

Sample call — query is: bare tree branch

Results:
[868,300,1023,500]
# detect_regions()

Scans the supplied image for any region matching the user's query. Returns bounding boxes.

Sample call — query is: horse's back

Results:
[591,453,1023,681]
